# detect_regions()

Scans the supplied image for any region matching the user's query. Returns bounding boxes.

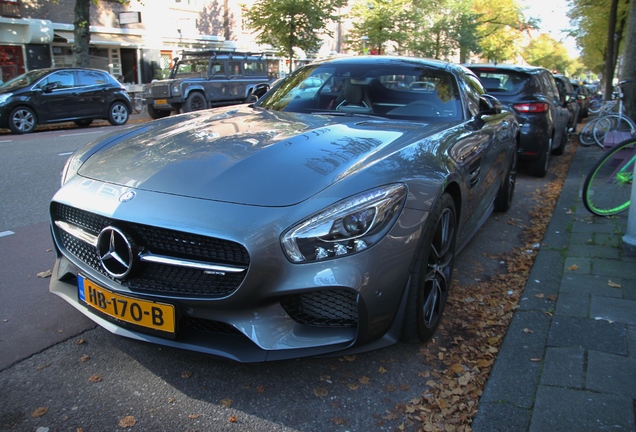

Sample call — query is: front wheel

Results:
[183,92,207,112]
[402,193,457,343]
[530,137,551,177]
[108,101,129,126]
[494,149,517,212]
[147,104,171,119]
[8,106,37,134]
[582,138,636,216]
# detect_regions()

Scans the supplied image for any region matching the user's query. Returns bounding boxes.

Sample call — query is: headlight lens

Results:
[0,93,12,105]
[60,153,83,186]
[281,184,407,263]
[171,83,181,95]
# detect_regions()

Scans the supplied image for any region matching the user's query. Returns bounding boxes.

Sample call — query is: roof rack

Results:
[179,50,265,60]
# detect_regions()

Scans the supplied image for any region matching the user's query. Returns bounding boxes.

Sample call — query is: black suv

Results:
[0,68,131,134]
[145,51,270,119]
[466,64,570,177]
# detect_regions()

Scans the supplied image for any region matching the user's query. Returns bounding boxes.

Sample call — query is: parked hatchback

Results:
[553,74,580,130]
[466,64,570,177]
[0,68,132,134]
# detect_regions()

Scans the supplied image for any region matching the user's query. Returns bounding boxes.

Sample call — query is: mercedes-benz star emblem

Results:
[97,226,134,278]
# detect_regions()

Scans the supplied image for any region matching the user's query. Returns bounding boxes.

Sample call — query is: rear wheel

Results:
[183,92,207,112]
[402,193,457,343]
[108,101,129,126]
[8,106,37,134]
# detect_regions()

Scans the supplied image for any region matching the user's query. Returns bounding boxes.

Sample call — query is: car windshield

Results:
[471,70,528,94]
[172,58,209,79]
[257,61,463,122]
[0,69,51,92]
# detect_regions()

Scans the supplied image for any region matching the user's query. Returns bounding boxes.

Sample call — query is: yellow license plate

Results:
[154,99,168,105]
[78,275,175,334]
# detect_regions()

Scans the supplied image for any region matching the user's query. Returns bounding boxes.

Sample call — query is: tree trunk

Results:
[603,0,619,99]
[622,0,636,121]
[73,0,91,67]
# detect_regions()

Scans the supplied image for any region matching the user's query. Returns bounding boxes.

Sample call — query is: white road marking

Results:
[0,231,15,238]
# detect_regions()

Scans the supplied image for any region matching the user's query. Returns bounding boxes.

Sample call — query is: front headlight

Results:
[0,93,12,105]
[60,153,83,186]
[171,83,181,96]
[281,184,407,263]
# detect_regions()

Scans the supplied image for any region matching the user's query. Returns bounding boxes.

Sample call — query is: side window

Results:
[77,70,108,86]
[210,61,225,78]
[39,70,75,90]
[244,61,265,76]
[541,73,558,100]
[228,62,241,76]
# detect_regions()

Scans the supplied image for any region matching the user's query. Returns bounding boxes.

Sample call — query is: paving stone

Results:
[539,347,584,388]
[555,292,589,317]
[590,296,636,326]
[592,258,636,279]
[559,273,622,297]
[530,386,635,432]
[586,351,636,399]
[548,316,627,356]
[567,244,620,259]
[564,257,592,274]
[471,401,531,432]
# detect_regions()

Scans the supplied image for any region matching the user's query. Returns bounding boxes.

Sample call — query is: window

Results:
[244,61,265,76]
[228,62,241,76]
[38,70,75,89]
[77,70,108,86]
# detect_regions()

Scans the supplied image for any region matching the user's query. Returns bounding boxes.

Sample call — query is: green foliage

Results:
[472,0,528,63]
[523,34,573,74]
[244,0,347,72]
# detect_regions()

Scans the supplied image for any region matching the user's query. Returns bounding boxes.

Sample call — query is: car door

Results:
[75,70,112,118]
[32,70,78,122]
[543,72,569,148]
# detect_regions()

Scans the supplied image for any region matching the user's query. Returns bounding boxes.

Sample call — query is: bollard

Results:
[623,159,636,256]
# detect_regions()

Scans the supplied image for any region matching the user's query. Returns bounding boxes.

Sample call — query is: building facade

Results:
[0,0,350,85]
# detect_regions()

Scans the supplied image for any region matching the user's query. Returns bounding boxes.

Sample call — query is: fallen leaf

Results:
[181,370,192,378]
[607,279,621,288]
[378,366,388,374]
[535,293,545,299]
[37,270,52,278]
[118,416,136,428]
[31,407,48,418]
[229,415,238,423]
[188,414,201,419]
[167,397,175,403]
[88,374,102,383]
[359,376,370,385]
[220,398,233,408]
[567,264,579,271]
[80,355,90,362]
[331,417,346,425]
[313,387,328,397]
[36,363,51,370]
[347,383,360,390]
[256,385,266,394]
[449,364,464,374]
[75,339,85,345]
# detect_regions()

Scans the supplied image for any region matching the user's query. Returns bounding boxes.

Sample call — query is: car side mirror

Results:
[478,94,502,115]
[42,82,58,93]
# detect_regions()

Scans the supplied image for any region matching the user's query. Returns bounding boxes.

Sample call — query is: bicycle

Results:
[582,136,636,216]
[579,80,635,148]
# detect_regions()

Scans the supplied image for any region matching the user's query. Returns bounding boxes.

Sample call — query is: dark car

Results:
[572,82,590,118]
[50,56,518,362]
[466,64,570,177]
[553,74,580,130]
[0,67,132,134]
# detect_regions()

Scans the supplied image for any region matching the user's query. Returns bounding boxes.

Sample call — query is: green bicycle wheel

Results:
[582,138,636,216]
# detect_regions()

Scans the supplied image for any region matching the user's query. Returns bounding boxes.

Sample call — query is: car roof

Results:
[465,63,550,75]
[311,55,462,74]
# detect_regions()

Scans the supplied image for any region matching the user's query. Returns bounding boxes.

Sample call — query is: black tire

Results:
[552,126,569,156]
[108,101,129,126]
[183,92,207,112]
[494,149,517,212]
[530,137,551,177]
[402,193,457,343]
[147,104,171,119]
[8,106,37,134]
[74,119,93,127]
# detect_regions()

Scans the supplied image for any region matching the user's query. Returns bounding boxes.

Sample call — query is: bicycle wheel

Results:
[592,114,636,147]
[579,117,601,146]
[582,138,636,216]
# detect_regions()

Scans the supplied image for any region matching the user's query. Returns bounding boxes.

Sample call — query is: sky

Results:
[520,0,580,56]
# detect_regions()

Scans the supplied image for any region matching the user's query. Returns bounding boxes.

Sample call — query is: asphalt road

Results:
[0,117,564,431]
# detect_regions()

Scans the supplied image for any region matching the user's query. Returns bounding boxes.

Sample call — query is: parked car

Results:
[0,68,132,134]
[571,82,591,118]
[50,56,518,362]
[144,50,270,119]
[466,64,570,177]
[553,74,580,130]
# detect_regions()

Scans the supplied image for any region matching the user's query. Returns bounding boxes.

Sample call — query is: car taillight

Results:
[513,103,549,113]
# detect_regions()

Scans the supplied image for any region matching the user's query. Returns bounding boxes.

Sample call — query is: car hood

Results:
[78,107,448,206]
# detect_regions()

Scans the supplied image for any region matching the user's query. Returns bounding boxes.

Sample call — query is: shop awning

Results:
[54,31,143,47]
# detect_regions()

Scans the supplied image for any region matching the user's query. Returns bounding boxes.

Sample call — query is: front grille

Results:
[150,84,170,98]
[281,290,358,327]
[51,202,249,298]
[180,316,242,335]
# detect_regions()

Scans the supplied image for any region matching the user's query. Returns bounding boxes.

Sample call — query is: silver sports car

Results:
[49,56,518,362]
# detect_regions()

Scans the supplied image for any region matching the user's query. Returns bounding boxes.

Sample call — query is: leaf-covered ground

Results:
[392,143,578,431]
